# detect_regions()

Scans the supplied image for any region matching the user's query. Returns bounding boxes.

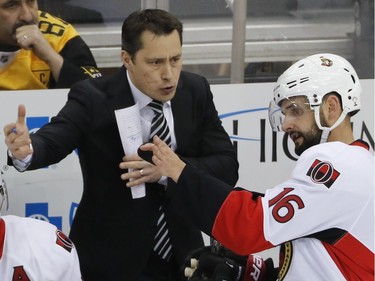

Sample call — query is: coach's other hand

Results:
[140,136,186,183]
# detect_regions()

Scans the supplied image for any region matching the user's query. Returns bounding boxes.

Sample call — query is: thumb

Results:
[17,104,27,125]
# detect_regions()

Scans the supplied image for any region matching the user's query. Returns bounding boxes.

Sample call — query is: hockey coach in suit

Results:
[4,9,239,281]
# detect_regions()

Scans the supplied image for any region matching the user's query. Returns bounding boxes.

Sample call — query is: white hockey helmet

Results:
[0,171,9,216]
[269,53,361,141]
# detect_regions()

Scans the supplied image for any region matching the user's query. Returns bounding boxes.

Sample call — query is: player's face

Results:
[280,96,322,155]
[122,29,183,103]
[0,0,38,46]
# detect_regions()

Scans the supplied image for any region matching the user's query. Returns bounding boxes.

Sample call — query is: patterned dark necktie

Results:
[148,100,172,146]
[148,100,172,260]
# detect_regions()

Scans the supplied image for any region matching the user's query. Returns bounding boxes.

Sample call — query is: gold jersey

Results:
[0,11,100,90]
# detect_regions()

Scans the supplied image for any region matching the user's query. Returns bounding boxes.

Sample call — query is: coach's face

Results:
[0,0,38,46]
[122,29,183,103]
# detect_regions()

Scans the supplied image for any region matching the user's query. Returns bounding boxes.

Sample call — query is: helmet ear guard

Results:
[269,53,362,139]
[268,100,283,132]
[0,171,9,216]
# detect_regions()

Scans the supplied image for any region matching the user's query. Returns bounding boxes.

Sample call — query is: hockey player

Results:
[141,53,374,280]
[0,171,82,280]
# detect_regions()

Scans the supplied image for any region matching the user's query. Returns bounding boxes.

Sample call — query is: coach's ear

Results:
[121,50,133,70]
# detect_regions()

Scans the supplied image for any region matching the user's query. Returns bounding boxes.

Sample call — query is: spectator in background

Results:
[3,9,238,281]
[0,171,82,280]
[0,0,101,90]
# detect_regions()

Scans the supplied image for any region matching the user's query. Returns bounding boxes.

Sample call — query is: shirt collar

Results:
[351,139,370,150]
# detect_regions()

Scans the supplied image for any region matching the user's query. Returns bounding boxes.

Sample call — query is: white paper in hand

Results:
[115,103,145,198]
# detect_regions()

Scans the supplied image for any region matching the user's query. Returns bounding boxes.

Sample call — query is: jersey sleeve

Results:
[212,156,337,255]
[55,35,102,88]
[38,10,101,88]
[212,189,274,255]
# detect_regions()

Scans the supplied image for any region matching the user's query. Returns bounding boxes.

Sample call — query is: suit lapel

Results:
[171,77,191,150]
[107,66,135,109]
[105,66,136,121]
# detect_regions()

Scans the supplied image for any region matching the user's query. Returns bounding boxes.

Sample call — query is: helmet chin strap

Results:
[319,129,330,144]
[313,106,348,144]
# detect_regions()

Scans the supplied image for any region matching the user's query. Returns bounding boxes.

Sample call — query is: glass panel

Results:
[37,0,374,83]
[37,0,140,23]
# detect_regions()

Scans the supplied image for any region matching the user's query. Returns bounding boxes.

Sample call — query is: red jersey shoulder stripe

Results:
[0,219,5,259]
[323,232,374,280]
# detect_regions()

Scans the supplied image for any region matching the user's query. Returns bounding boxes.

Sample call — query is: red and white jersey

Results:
[213,140,374,280]
[0,215,82,280]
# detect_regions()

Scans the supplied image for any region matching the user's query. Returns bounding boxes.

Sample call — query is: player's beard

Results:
[294,127,321,155]
[293,115,327,156]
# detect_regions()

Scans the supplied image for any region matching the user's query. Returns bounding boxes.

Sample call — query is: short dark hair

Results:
[121,9,183,61]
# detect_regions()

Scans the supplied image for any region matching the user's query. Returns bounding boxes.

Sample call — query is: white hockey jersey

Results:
[0,215,82,280]
[213,140,374,280]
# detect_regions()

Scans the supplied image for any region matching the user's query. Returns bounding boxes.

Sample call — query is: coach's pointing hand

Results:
[3,104,33,160]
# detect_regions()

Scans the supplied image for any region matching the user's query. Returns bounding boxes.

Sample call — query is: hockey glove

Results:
[183,246,278,281]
